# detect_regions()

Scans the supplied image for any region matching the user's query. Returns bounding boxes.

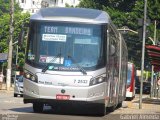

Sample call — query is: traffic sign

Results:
[0,60,7,63]
[0,53,8,62]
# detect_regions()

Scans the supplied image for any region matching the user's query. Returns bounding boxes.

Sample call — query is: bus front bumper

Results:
[23,80,107,105]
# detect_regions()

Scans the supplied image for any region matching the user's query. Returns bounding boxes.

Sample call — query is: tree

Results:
[78,0,136,12]
[0,1,30,72]
[147,0,160,43]
[13,12,30,69]
[78,0,160,69]
[0,0,21,16]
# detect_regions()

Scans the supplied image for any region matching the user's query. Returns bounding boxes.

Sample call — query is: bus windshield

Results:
[26,21,105,71]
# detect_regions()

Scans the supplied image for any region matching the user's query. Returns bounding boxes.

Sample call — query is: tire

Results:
[14,93,17,97]
[33,103,44,113]
[107,105,116,112]
[117,102,122,108]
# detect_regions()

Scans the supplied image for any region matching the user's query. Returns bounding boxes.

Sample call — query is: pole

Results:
[150,66,154,98]
[154,20,157,45]
[14,45,18,82]
[139,0,147,109]
[16,45,18,67]
[6,0,14,91]
[1,63,3,73]
[150,20,157,98]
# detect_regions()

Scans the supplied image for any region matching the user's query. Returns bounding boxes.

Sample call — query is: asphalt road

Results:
[0,91,160,120]
[0,91,115,120]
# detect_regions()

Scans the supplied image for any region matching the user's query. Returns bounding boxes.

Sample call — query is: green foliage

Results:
[0,1,30,72]
[79,0,160,69]
[78,0,136,12]
[0,13,10,53]
[0,0,21,16]
[78,0,101,9]
[0,0,10,15]
[65,3,74,8]
[13,12,30,69]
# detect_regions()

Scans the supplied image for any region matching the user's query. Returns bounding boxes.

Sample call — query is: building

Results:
[41,0,80,7]
[16,0,41,14]
[16,0,80,14]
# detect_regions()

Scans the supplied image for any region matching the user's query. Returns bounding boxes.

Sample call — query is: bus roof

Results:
[30,7,110,24]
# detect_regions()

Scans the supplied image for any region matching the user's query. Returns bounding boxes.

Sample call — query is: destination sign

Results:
[42,25,92,35]
[65,27,91,35]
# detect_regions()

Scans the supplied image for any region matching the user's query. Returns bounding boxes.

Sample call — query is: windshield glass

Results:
[26,21,106,71]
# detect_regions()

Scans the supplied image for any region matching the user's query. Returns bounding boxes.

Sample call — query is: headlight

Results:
[24,70,38,83]
[90,76,105,86]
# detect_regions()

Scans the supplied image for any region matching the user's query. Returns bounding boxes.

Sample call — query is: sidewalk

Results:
[129,97,160,114]
[0,83,14,92]
[113,95,160,114]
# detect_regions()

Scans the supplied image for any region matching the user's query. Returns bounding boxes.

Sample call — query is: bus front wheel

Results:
[33,103,44,113]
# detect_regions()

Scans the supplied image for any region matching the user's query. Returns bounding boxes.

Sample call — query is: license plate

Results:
[56,94,70,100]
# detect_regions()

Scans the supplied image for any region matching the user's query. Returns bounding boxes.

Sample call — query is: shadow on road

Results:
[42,105,112,117]
[9,107,33,113]
[9,105,111,117]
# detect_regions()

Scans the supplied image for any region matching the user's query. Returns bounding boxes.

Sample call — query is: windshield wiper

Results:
[68,55,87,75]
[42,53,61,73]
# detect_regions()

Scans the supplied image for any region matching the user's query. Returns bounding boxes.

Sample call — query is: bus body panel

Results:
[126,62,135,99]
[31,7,110,24]
[24,78,106,102]
[126,91,134,98]
[24,64,108,103]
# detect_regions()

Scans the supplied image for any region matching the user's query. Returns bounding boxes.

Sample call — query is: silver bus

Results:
[23,7,128,116]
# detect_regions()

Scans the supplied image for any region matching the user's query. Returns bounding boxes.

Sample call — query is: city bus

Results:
[23,7,128,115]
[126,62,135,100]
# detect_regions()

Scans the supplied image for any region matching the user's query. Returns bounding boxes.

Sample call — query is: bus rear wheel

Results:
[33,103,44,113]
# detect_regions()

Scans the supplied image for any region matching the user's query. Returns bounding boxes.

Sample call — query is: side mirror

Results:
[110,45,116,56]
